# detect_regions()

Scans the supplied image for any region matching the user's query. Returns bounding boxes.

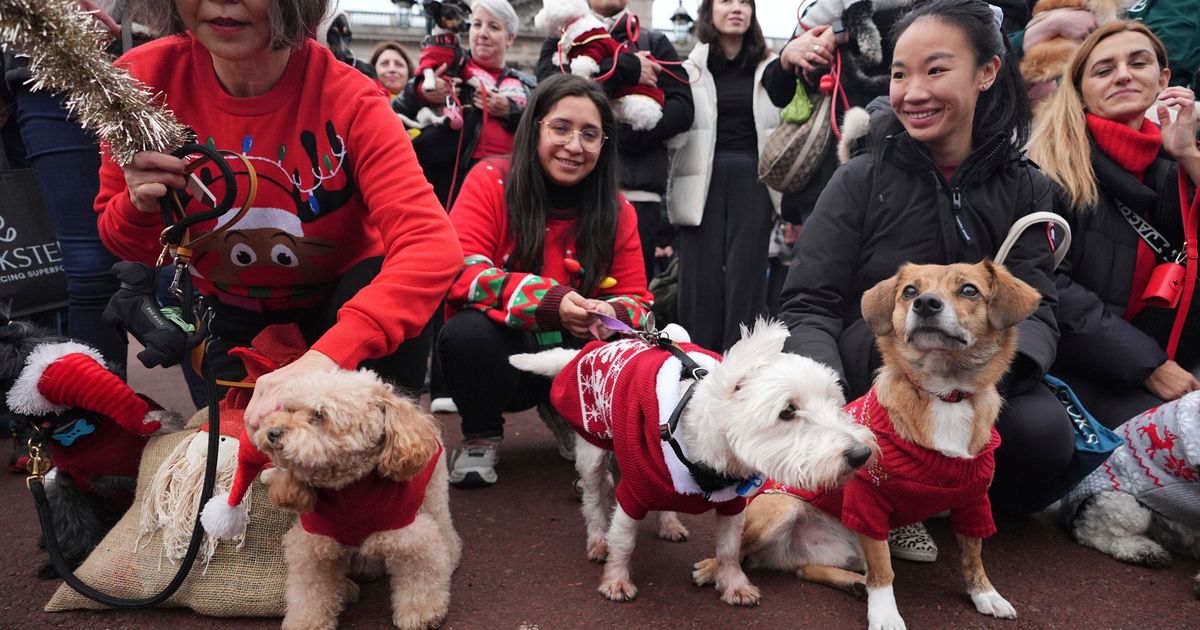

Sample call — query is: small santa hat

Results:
[6,342,158,435]
[199,324,307,539]
[200,423,271,539]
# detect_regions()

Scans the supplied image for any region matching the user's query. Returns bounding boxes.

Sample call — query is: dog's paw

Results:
[392,608,446,630]
[867,610,907,630]
[970,589,1016,619]
[848,579,868,600]
[282,617,337,630]
[599,577,638,602]
[1192,571,1199,599]
[657,515,689,542]
[586,536,608,563]
[1111,537,1173,567]
[341,577,361,605]
[692,558,719,586]
[719,582,761,607]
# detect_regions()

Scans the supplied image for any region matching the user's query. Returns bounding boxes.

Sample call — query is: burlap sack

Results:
[45,408,295,616]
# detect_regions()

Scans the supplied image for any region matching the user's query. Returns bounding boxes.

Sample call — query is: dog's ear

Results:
[375,385,442,481]
[861,274,899,337]
[709,318,788,395]
[265,469,317,513]
[984,259,1041,330]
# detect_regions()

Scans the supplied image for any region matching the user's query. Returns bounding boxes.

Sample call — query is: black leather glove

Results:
[102,262,189,369]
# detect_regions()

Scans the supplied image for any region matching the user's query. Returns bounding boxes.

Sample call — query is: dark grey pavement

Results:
[2,346,1198,628]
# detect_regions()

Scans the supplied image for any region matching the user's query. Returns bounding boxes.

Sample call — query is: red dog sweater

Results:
[300,446,443,547]
[550,339,746,520]
[763,389,999,541]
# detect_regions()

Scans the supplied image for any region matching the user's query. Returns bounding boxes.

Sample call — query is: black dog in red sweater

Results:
[1,306,182,577]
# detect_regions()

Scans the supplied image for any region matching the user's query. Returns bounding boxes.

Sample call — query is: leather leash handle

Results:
[158,142,239,247]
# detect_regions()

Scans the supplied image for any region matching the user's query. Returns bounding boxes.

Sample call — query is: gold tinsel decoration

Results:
[0,0,187,164]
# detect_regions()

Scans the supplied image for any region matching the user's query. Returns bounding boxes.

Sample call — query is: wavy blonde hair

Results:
[1026,21,1168,212]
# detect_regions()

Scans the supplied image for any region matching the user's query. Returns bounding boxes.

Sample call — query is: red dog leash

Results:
[1166,168,1199,359]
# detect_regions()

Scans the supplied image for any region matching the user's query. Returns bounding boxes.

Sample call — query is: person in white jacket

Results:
[667,0,796,351]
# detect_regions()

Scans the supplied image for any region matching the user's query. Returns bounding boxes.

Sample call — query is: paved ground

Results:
[3,353,1198,629]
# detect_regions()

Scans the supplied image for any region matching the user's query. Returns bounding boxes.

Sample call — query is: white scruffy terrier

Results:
[510,320,874,605]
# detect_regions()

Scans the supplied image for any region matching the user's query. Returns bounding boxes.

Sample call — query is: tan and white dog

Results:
[703,261,1040,629]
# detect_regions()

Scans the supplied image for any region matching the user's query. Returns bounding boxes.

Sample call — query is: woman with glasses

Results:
[438,75,653,487]
[668,0,792,352]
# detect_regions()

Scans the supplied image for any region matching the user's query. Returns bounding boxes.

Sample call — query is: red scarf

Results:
[1086,114,1164,320]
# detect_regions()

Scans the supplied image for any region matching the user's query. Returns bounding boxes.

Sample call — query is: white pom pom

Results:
[662,323,690,343]
[200,493,249,539]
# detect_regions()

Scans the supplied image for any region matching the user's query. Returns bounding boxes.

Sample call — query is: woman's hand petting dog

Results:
[1144,359,1200,401]
[559,291,617,340]
[244,350,339,440]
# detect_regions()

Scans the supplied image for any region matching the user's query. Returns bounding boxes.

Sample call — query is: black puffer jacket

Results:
[1053,147,1198,386]
[779,127,1060,399]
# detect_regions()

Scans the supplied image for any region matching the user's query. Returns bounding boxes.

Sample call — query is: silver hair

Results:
[470,0,519,36]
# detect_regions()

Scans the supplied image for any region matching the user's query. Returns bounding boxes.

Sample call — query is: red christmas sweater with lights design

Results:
[762,390,1000,540]
[94,35,461,369]
[445,158,652,332]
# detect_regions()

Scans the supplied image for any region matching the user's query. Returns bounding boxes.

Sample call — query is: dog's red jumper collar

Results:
[904,374,974,403]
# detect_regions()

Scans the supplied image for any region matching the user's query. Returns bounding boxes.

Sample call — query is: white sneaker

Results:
[430,397,458,414]
[536,401,576,461]
[449,438,499,487]
[888,522,938,562]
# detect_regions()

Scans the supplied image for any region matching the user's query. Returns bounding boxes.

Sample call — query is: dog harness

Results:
[550,339,749,520]
[761,389,999,541]
[299,445,443,547]
[1058,392,1200,530]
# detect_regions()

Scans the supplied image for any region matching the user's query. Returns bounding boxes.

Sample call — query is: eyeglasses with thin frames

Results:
[538,120,607,153]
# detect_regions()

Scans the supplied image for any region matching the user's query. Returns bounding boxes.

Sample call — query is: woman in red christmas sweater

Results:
[440,74,653,487]
[93,0,461,434]
[1028,22,1200,429]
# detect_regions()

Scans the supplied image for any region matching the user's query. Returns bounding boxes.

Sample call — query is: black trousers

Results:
[677,151,775,351]
[988,382,1104,515]
[440,310,585,440]
[203,257,429,395]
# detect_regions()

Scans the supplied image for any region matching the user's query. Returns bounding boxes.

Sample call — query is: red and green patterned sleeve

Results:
[450,254,563,331]
[594,198,654,329]
[447,161,563,331]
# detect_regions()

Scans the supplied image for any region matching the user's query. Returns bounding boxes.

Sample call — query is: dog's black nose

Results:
[844,445,872,469]
[266,427,284,445]
[912,293,943,317]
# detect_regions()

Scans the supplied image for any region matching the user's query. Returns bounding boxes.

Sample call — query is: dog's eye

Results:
[901,285,918,300]
[310,409,325,424]
[779,403,796,421]
[960,284,980,298]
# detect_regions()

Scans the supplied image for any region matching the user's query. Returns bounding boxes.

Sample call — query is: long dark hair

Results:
[696,0,768,73]
[888,0,1031,148]
[505,74,619,295]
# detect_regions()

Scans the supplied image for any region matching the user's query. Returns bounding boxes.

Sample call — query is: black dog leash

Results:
[654,339,754,495]
[25,142,242,607]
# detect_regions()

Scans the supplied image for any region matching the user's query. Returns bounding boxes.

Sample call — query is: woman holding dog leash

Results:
[393,0,534,207]
[1028,22,1200,427]
[93,0,461,435]
[780,0,1092,523]
[438,74,653,488]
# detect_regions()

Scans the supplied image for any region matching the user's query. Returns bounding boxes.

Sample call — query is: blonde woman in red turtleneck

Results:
[1029,21,1200,429]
